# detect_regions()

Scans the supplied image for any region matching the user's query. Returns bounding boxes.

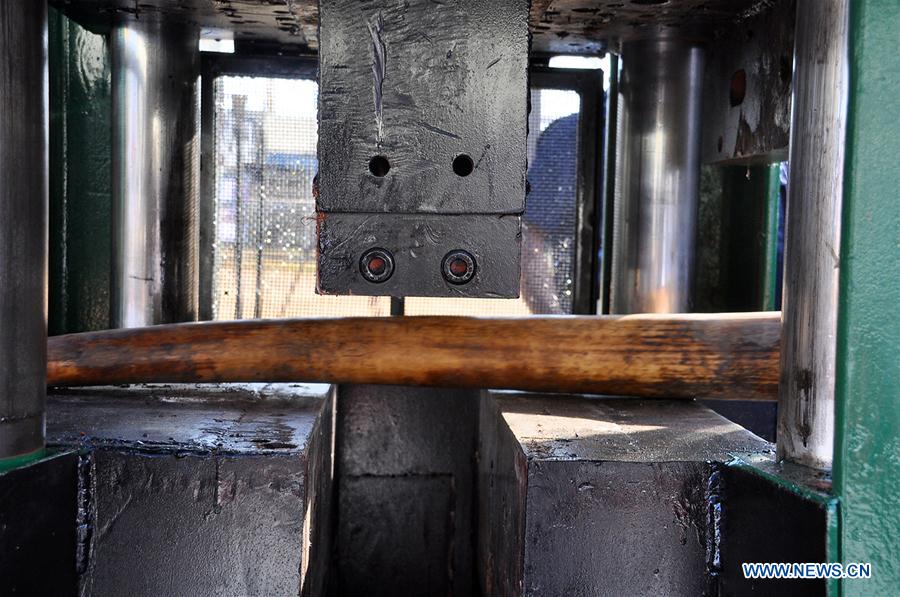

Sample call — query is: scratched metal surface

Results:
[777,0,848,470]
[701,0,795,164]
[83,451,309,596]
[50,0,317,51]
[317,213,522,297]
[53,0,772,53]
[318,0,529,214]
[494,392,773,462]
[46,383,327,453]
[317,0,528,297]
[525,459,714,595]
[529,0,770,53]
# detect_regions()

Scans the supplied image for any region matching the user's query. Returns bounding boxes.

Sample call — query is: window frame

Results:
[529,67,605,315]
[199,53,318,320]
[198,57,603,318]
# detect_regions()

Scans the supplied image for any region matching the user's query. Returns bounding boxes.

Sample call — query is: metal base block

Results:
[477,392,773,595]
[22,384,833,596]
[717,458,836,596]
[332,385,480,596]
[46,383,327,597]
[0,452,78,596]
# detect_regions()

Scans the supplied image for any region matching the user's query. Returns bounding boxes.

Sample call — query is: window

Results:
[210,73,390,318]
[206,63,601,318]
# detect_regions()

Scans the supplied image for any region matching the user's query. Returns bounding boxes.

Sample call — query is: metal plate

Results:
[317,0,527,297]
[700,0,795,164]
[50,0,318,51]
[317,0,528,214]
[318,214,521,297]
[54,0,771,54]
[718,463,833,596]
[529,0,766,53]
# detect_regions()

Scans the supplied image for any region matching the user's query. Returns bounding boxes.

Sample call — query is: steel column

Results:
[610,38,704,314]
[777,0,849,469]
[110,19,200,328]
[0,0,48,458]
[600,53,619,315]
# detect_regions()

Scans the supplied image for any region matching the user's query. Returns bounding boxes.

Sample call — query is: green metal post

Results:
[759,164,782,312]
[694,163,782,313]
[48,8,112,335]
[833,0,900,594]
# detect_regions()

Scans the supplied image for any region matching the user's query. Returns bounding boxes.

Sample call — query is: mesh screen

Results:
[212,76,390,318]
[212,79,580,318]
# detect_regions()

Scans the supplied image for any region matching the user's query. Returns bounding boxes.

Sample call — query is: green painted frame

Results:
[833,1,900,594]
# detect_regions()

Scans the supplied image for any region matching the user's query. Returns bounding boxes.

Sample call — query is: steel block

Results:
[317,0,528,297]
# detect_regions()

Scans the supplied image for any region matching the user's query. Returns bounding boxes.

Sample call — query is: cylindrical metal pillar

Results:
[110,19,200,328]
[610,38,704,314]
[777,0,849,469]
[0,0,48,458]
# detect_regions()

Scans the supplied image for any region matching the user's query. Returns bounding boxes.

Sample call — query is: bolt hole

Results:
[369,155,390,177]
[730,69,747,107]
[359,248,394,283]
[442,250,476,285]
[452,154,474,177]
